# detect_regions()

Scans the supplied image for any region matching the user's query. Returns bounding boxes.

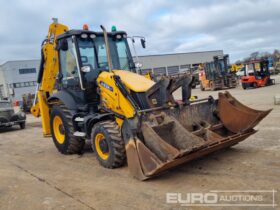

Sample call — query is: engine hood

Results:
[113,70,155,92]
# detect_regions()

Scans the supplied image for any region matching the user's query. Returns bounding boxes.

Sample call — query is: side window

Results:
[95,37,108,70]
[78,38,99,85]
[59,38,80,87]
[78,38,96,68]
[116,40,129,70]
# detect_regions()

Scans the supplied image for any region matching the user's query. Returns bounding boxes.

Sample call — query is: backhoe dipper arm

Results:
[31,19,68,136]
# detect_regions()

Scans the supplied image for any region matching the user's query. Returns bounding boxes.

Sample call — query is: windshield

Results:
[109,37,133,70]
[218,60,225,73]
[77,34,134,72]
[0,100,12,108]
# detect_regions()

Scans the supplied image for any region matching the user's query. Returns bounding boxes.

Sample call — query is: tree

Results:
[272,49,280,62]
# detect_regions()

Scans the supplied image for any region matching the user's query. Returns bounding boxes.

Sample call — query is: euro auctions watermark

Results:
[166,190,277,207]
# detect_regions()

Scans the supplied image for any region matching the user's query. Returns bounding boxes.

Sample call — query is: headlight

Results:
[20,112,26,118]
[81,33,88,39]
[90,34,96,39]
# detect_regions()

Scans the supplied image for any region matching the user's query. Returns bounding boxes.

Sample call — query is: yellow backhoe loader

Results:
[31,19,271,180]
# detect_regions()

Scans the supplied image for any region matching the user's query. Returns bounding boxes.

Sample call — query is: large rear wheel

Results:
[91,121,126,168]
[50,105,85,154]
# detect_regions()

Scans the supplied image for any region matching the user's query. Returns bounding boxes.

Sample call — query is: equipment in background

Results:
[273,61,280,75]
[0,99,26,129]
[31,19,271,180]
[230,63,244,72]
[21,93,35,113]
[199,55,237,91]
[241,59,275,89]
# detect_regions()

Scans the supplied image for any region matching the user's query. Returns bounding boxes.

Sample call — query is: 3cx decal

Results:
[100,81,113,92]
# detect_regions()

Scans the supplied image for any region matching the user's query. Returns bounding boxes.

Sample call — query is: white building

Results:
[0,60,40,101]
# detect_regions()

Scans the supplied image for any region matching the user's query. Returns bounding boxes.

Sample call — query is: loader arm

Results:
[31,20,68,136]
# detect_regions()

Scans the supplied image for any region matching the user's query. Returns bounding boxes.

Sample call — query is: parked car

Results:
[0,99,26,129]
[236,67,245,77]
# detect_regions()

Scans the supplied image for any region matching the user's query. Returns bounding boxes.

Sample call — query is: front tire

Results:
[50,105,84,154]
[91,121,126,168]
[19,122,26,129]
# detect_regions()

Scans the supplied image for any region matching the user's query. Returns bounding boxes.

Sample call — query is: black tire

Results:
[253,82,258,88]
[19,122,26,129]
[210,81,216,91]
[242,83,247,89]
[200,82,205,91]
[50,105,85,154]
[91,121,126,168]
[191,82,196,89]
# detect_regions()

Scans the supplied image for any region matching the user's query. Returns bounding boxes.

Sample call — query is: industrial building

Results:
[138,50,223,75]
[0,60,40,101]
[0,50,223,101]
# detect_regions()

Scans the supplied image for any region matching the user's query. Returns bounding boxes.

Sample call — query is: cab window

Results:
[59,38,80,88]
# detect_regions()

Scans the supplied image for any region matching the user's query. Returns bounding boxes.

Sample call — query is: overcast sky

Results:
[0,0,279,64]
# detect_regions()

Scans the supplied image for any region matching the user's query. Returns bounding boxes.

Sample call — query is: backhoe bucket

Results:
[123,91,271,180]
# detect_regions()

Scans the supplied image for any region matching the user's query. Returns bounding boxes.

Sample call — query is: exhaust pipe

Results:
[100,25,113,72]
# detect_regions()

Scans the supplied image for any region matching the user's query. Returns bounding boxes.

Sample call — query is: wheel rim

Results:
[95,133,109,160]
[53,116,65,144]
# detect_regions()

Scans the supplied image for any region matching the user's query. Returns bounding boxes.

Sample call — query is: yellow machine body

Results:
[31,20,271,180]
[31,22,68,136]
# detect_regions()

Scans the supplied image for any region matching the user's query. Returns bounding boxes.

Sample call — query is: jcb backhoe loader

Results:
[31,19,271,180]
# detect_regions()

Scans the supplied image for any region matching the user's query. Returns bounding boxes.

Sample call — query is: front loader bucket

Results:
[123,91,271,180]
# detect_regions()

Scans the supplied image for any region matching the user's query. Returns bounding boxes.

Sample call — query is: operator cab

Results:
[213,55,230,76]
[56,29,135,89]
[55,28,135,107]
[244,59,269,79]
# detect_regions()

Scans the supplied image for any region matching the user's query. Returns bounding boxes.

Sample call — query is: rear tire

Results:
[91,121,126,168]
[210,81,216,91]
[19,122,25,129]
[200,82,205,91]
[242,83,247,89]
[50,105,85,154]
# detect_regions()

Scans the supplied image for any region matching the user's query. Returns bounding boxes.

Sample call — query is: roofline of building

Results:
[0,49,224,66]
[137,50,224,58]
[1,59,40,66]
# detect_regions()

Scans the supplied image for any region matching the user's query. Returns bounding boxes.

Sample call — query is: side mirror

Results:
[140,38,146,48]
[59,39,68,51]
